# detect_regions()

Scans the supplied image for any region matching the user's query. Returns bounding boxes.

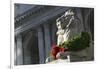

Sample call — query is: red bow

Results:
[51,44,64,59]
[59,47,64,53]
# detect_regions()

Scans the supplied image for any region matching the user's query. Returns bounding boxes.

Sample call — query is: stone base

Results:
[47,59,70,64]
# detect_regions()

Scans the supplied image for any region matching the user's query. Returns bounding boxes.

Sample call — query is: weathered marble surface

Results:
[56,9,83,46]
[47,59,70,64]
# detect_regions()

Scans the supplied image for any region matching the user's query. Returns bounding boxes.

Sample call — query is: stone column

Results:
[37,27,45,64]
[14,39,17,65]
[75,9,84,34]
[51,23,57,44]
[16,34,23,65]
[43,24,51,58]
[23,32,32,64]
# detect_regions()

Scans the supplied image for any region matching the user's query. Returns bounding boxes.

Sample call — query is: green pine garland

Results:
[59,32,91,51]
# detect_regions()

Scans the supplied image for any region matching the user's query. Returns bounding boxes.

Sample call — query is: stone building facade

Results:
[14,4,94,65]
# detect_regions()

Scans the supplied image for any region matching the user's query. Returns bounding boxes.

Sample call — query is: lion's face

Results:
[56,9,75,29]
[56,21,62,29]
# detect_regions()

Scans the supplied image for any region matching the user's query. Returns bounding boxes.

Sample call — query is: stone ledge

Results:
[47,59,70,64]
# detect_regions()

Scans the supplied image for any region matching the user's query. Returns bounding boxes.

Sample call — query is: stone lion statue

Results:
[56,9,83,46]
[46,9,84,63]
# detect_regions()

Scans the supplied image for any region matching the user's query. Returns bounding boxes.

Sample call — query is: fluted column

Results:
[43,24,51,58]
[16,34,23,65]
[37,27,45,64]
[14,40,17,65]
[51,23,57,44]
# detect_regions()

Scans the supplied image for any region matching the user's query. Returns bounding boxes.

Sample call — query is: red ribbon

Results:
[51,44,64,59]
[59,47,64,53]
